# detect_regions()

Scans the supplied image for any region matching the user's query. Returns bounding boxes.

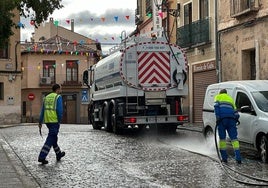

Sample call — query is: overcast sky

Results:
[20,0,137,54]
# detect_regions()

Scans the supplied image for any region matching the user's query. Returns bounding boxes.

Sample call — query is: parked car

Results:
[202,80,268,163]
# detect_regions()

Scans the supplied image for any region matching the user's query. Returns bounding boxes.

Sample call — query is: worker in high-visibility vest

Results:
[38,84,65,165]
[214,89,241,164]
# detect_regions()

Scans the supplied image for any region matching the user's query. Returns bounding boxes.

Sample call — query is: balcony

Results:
[39,74,83,87]
[176,17,211,49]
[62,80,82,86]
[230,0,259,18]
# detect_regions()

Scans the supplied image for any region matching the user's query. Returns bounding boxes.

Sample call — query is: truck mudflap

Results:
[124,115,189,125]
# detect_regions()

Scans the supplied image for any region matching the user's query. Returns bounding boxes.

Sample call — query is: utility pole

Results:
[152,0,163,37]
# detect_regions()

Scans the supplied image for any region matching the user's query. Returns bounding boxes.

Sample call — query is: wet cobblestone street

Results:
[1,124,268,187]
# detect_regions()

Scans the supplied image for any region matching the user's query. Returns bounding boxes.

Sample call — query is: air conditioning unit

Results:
[40,77,51,84]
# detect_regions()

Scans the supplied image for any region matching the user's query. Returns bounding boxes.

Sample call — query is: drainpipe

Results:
[255,39,260,79]
[215,0,221,82]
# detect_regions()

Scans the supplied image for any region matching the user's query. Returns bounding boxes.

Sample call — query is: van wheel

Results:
[204,127,214,140]
[259,135,268,163]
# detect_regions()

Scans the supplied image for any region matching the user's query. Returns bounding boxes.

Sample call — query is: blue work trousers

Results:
[218,118,241,161]
[218,118,238,140]
[38,123,61,160]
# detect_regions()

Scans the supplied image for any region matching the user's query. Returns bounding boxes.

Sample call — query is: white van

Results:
[202,80,268,163]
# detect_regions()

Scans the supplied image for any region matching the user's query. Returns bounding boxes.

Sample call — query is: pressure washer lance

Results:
[38,123,43,138]
[214,121,268,186]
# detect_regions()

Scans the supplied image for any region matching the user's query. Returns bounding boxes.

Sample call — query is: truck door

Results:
[235,91,256,144]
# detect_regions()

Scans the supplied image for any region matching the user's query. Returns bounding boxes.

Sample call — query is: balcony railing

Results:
[176,17,211,49]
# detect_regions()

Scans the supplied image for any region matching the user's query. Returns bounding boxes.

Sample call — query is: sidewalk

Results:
[178,122,204,133]
[0,124,39,188]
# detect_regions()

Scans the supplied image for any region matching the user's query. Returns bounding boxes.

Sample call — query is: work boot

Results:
[221,159,228,164]
[38,158,48,165]
[56,151,65,161]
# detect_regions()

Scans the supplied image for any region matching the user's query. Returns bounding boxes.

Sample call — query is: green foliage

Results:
[0,0,17,47]
[0,0,63,47]
[18,0,64,26]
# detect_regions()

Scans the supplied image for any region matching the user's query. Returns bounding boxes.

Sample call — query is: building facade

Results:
[0,10,21,124]
[21,19,100,124]
[176,0,217,123]
[218,0,268,81]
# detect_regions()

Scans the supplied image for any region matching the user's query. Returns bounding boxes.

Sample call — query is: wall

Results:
[218,0,268,81]
[0,10,21,124]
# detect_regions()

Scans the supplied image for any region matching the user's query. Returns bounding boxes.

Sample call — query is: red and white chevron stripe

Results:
[138,52,170,86]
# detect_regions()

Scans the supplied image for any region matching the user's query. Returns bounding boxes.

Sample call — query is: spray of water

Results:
[159,132,218,158]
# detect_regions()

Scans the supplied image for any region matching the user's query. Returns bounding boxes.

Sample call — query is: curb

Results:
[0,123,37,129]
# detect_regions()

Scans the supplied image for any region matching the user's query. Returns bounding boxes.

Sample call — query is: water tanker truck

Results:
[84,34,189,134]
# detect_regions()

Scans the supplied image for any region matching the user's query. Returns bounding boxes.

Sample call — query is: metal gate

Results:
[193,69,217,122]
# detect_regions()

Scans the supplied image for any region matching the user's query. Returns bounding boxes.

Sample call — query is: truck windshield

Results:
[252,91,268,112]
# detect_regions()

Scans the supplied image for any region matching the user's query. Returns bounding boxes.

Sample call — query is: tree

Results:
[0,0,63,47]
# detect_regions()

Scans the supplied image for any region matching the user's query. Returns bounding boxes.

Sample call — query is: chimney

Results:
[71,19,74,32]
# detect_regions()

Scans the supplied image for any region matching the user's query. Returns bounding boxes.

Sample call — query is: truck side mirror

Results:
[83,70,89,86]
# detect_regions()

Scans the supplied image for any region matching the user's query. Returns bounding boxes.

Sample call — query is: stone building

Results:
[0,10,22,124]
[218,0,268,81]
[21,19,101,124]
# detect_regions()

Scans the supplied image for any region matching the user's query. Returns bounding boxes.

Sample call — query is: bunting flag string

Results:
[19,15,133,29]
[21,60,87,71]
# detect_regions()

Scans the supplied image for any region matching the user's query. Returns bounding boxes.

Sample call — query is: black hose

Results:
[214,124,268,186]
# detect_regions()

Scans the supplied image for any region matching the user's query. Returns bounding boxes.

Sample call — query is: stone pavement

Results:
[0,124,39,188]
[0,122,203,188]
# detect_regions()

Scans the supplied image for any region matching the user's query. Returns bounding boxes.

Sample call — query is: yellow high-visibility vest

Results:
[44,93,60,123]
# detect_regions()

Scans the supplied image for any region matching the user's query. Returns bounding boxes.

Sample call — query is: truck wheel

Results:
[103,104,112,132]
[90,106,101,130]
[168,124,178,134]
[92,119,101,130]
[259,135,268,163]
[111,105,122,134]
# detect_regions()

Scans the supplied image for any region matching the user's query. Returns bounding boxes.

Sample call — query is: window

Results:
[0,43,8,59]
[184,3,192,25]
[0,83,3,100]
[252,91,268,112]
[200,0,209,19]
[66,60,78,83]
[230,0,259,17]
[235,92,252,110]
[42,60,55,84]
